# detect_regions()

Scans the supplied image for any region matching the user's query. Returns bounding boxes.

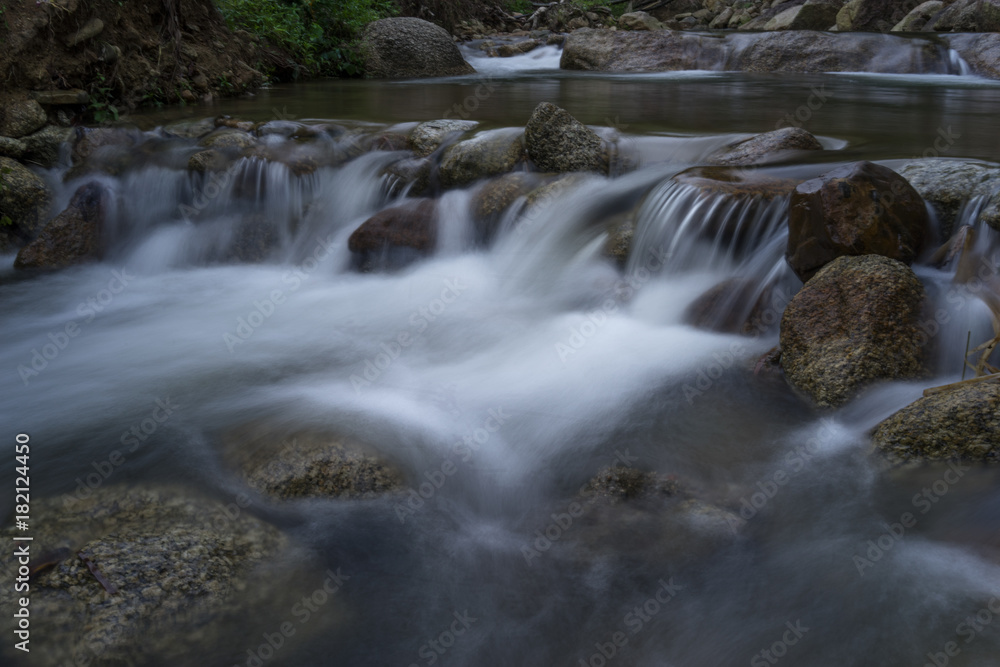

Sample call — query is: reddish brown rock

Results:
[348,199,437,271]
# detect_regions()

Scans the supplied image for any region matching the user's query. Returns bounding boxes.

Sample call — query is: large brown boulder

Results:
[872,381,1000,463]
[14,181,104,270]
[361,18,476,79]
[525,102,606,174]
[348,199,437,271]
[780,254,926,408]
[786,161,928,282]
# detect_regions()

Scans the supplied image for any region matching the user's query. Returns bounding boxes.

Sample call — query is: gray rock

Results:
[33,89,90,105]
[708,127,823,166]
[0,99,47,139]
[946,32,1000,81]
[780,254,926,408]
[764,1,841,31]
[409,119,479,158]
[361,18,476,79]
[472,172,545,242]
[0,157,50,251]
[927,0,1000,32]
[66,17,104,46]
[896,158,1000,237]
[891,0,944,31]
[618,11,664,31]
[496,39,541,57]
[439,129,525,188]
[836,0,911,31]
[199,129,257,150]
[872,381,1000,463]
[525,102,606,174]
[188,149,231,173]
[0,137,26,159]
[560,28,728,72]
[163,117,217,139]
[710,7,735,28]
[15,181,104,270]
[22,125,73,168]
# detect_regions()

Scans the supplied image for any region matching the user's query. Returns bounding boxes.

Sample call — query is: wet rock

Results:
[674,166,800,200]
[836,0,910,31]
[361,18,476,78]
[561,28,727,72]
[872,381,1000,463]
[381,156,432,197]
[188,148,230,173]
[946,32,1000,82]
[162,117,216,140]
[71,126,138,164]
[780,254,926,408]
[0,157,50,251]
[895,158,1000,237]
[618,11,664,30]
[525,102,606,174]
[496,40,541,57]
[410,119,479,158]
[200,129,257,151]
[685,278,779,335]
[66,17,104,47]
[225,426,405,500]
[786,161,928,282]
[603,213,636,268]
[439,129,525,188]
[892,1,945,31]
[471,172,543,242]
[348,199,438,271]
[0,137,26,159]
[32,89,90,106]
[214,117,256,132]
[370,131,410,152]
[707,127,823,167]
[15,182,104,270]
[761,0,841,30]
[927,0,1000,32]
[0,485,290,667]
[582,466,686,503]
[0,98,47,138]
[229,215,280,264]
[710,8,736,29]
[22,125,73,168]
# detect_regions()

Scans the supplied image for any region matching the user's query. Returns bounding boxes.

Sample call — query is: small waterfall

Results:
[946,48,973,76]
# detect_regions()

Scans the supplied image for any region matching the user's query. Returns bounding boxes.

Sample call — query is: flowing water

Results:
[4,39,1000,667]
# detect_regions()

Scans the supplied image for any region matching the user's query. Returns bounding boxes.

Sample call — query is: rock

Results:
[0,485,291,667]
[946,32,1000,80]
[496,40,541,57]
[409,119,479,158]
[22,125,73,168]
[707,127,823,166]
[619,11,664,30]
[163,117,216,140]
[685,278,778,335]
[360,18,476,78]
[0,157,50,251]
[836,0,910,31]
[892,1,945,31]
[674,166,800,200]
[895,158,1000,237]
[71,126,138,164]
[763,0,842,30]
[200,129,257,150]
[66,17,104,46]
[561,28,728,72]
[739,30,950,73]
[0,137,26,159]
[347,199,438,271]
[582,466,686,503]
[33,89,90,105]
[604,213,636,268]
[14,182,104,270]
[710,7,735,28]
[229,215,280,263]
[381,156,432,197]
[927,0,1000,32]
[524,102,606,174]
[786,161,928,282]
[872,381,1000,463]
[471,172,543,242]
[225,425,405,500]
[780,254,926,407]
[0,99,47,138]
[188,149,230,173]
[439,129,525,188]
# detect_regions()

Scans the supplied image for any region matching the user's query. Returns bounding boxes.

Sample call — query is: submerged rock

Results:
[15,181,104,270]
[348,198,438,271]
[225,425,405,500]
[471,172,543,242]
[780,255,926,408]
[685,278,780,336]
[896,158,1000,236]
[786,161,928,282]
[361,18,476,78]
[525,102,606,174]
[707,127,823,167]
[872,381,1000,463]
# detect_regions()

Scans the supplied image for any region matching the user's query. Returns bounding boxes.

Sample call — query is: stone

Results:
[618,11,664,31]
[66,17,104,47]
[409,119,479,158]
[22,125,73,168]
[439,129,525,188]
[496,40,541,57]
[14,182,104,270]
[525,102,606,174]
[786,161,928,282]
[361,17,476,78]
[836,0,911,32]
[0,99,47,138]
[685,278,779,335]
[710,7,735,28]
[561,28,727,72]
[199,129,257,150]
[0,137,26,159]
[32,89,90,105]
[928,0,1000,32]
[946,32,1000,81]
[780,254,926,407]
[187,149,230,173]
[892,1,945,31]
[707,127,823,167]
[895,158,1000,237]
[0,157,50,251]
[471,172,543,242]
[348,199,438,271]
[872,381,1000,463]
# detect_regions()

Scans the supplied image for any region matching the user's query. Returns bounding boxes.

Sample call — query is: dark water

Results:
[3,44,1000,667]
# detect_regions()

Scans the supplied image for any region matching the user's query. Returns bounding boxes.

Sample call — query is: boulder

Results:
[872,381,1000,463]
[0,157,50,251]
[707,127,823,167]
[496,40,541,57]
[836,0,910,32]
[891,0,944,31]
[224,426,405,500]
[472,172,544,242]
[199,129,257,151]
[14,182,104,270]
[786,161,928,282]
[895,158,1000,237]
[927,0,1000,32]
[0,485,293,667]
[347,199,437,271]
[361,18,476,78]
[560,28,727,72]
[0,98,47,138]
[381,156,432,197]
[0,137,26,159]
[188,148,231,173]
[604,213,636,268]
[524,102,606,174]
[619,11,664,30]
[710,8,735,29]
[409,119,479,158]
[946,32,1000,81]
[22,125,73,168]
[439,129,525,188]
[66,17,104,46]
[780,254,926,407]
[763,0,842,30]
[71,126,138,164]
